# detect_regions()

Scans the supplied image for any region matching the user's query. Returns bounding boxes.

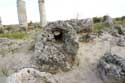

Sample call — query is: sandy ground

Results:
[54,34,125,83]
[1,33,125,83]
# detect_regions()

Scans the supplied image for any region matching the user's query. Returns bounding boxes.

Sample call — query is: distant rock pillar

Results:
[0,17,2,26]
[122,18,125,27]
[0,16,3,28]
[38,0,47,28]
[103,15,113,27]
[17,0,27,30]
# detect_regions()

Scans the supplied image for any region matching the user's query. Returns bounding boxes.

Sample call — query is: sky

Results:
[0,0,125,25]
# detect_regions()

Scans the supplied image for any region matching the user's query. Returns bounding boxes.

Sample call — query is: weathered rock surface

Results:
[97,53,125,83]
[38,0,47,27]
[7,68,58,83]
[0,38,34,56]
[45,19,93,33]
[79,33,96,42]
[117,36,125,47]
[0,16,2,27]
[0,38,35,78]
[2,30,125,83]
[103,15,113,27]
[17,0,27,30]
[113,25,125,35]
[33,20,79,73]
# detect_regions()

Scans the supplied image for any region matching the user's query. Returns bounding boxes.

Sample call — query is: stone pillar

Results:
[122,17,125,27]
[38,0,47,28]
[17,0,27,30]
[103,15,113,27]
[0,16,2,28]
[0,17,2,25]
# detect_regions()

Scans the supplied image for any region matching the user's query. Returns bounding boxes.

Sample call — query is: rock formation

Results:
[117,36,125,47]
[32,20,79,73]
[17,0,27,30]
[45,19,93,33]
[38,0,47,27]
[103,15,113,27]
[0,16,2,28]
[6,68,57,83]
[0,17,2,25]
[97,52,125,83]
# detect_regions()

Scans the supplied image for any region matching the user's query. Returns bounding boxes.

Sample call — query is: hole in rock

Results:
[27,70,30,74]
[52,28,64,42]
[54,31,63,41]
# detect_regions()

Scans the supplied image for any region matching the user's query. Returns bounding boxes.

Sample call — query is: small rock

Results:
[117,36,125,47]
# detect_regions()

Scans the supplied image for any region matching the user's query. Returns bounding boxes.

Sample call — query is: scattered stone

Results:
[117,36,125,47]
[113,25,125,35]
[6,68,58,83]
[100,24,125,37]
[97,52,125,83]
[79,33,95,42]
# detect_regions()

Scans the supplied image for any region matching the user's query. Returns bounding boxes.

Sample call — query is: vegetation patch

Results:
[93,23,105,32]
[0,32,29,39]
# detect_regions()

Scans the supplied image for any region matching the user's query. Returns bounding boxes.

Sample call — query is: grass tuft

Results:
[0,32,29,39]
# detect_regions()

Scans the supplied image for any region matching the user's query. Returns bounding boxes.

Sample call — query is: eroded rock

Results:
[117,36,125,47]
[45,19,93,33]
[103,15,113,27]
[7,68,57,83]
[33,21,79,73]
[97,52,125,83]
[0,16,2,28]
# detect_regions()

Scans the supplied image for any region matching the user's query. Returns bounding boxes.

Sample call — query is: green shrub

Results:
[5,26,13,31]
[0,28,4,33]
[122,16,125,21]
[93,23,105,32]
[79,34,91,42]
[93,17,102,23]
[1,65,9,77]
[114,20,123,25]
[102,15,108,22]
[114,25,124,35]
[28,21,33,26]
[115,17,122,21]
[0,32,29,39]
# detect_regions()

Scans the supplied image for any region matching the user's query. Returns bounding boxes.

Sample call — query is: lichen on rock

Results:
[32,20,79,73]
[6,68,58,83]
[97,52,125,83]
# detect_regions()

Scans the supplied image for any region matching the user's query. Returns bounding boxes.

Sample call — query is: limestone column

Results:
[0,17,2,25]
[17,0,27,30]
[0,16,2,28]
[38,0,47,28]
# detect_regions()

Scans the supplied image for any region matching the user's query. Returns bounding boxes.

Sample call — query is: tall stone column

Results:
[0,16,2,28]
[17,0,27,30]
[38,0,47,28]
[0,17,2,25]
